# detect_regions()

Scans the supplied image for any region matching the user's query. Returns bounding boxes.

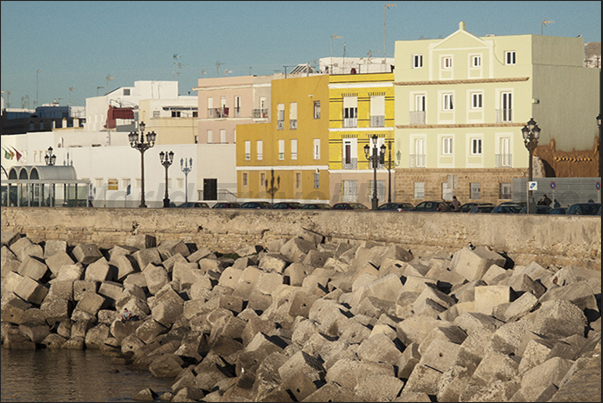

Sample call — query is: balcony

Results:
[409,111,426,124]
[343,117,357,128]
[277,121,284,130]
[370,115,385,127]
[410,154,426,168]
[252,109,269,119]
[290,120,297,130]
[234,107,241,117]
[342,158,357,170]
[208,107,229,118]
[495,109,513,123]
[495,154,513,168]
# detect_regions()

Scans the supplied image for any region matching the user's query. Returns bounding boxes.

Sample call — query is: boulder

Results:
[14,276,48,305]
[72,243,103,265]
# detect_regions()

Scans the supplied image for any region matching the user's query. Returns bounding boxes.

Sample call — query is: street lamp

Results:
[44,146,56,166]
[180,157,193,204]
[159,151,174,208]
[364,134,386,210]
[597,114,601,179]
[266,168,281,206]
[128,121,156,208]
[385,140,397,203]
[521,118,541,214]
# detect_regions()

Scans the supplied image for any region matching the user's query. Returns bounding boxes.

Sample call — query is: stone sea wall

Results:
[0,207,601,270]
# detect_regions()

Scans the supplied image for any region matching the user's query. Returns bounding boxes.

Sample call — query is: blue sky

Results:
[1,1,600,108]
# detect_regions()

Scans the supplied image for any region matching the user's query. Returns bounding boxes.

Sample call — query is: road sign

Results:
[597,181,601,190]
[528,181,538,191]
[108,179,118,190]
[550,181,556,190]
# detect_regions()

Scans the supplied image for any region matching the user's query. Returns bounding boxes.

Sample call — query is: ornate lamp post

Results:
[385,139,396,203]
[180,157,193,204]
[364,134,386,210]
[521,118,541,214]
[266,168,280,206]
[44,146,56,166]
[128,121,156,208]
[159,151,174,208]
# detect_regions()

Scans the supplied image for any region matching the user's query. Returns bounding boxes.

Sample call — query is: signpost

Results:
[550,181,556,207]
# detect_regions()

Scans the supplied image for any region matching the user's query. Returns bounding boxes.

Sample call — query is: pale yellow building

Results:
[394,22,600,205]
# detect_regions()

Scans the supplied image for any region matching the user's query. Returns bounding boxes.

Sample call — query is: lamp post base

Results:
[163,198,170,208]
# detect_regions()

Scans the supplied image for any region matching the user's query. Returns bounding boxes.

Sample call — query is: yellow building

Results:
[236,74,330,204]
[393,22,600,206]
[328,72,395,208]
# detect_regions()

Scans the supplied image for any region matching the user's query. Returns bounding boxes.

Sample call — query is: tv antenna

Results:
[68,87,74,107]
[172,54,180,80]
[105,75,114,95]
[224,69,232,75]
[541,19,555,35]
[216,62,225,76]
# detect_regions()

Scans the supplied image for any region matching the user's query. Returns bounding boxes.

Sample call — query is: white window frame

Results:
[414,182,425,199]
[244,140,251,160]
[505,51,516,65]
[470,182,481,200]
[413,54,423,68]
[442,93,454,111]
[291,139,298,160]
[471,92,483,109]
[471,55,481,68]
[313,139,321,160]
[313,101,321,119]
[442,56,452,69]
[442,137,453,155]
[471,138,482,155]
[278,139,285,160]
[256,140,263,161]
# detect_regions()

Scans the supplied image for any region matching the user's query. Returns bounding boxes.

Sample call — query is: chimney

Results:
[62,117,67,128]
[73,117,79,127]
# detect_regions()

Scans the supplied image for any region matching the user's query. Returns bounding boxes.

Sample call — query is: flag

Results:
[12,147,22,161]
[2,147,12,160]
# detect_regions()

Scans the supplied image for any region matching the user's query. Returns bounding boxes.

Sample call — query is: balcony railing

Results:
[495,154,513,167]
[370,115,385,127]
[208,107,229,118]
[252,109,269,118]
[245,153,251,161]
[290,120,297,130]
[410,154,426,168]
[342,158,357,170]
[343,117,357,128]
[495,109,513,123]
[277,121,284,130]
[409,111,426,124]
[234,107,241,117]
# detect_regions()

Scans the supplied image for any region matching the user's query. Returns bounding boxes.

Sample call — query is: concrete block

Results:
[15,241,44,262]
[218,266,243,289]
[132,248,162,272]
[98,281,124,306]
[256,271,284,296]
[357,333,403,366]
[197,257,221,273]
[161,253,187,273]
[84,257,114,283]
[301,249,331,268]
[297,227,325,246]
[472,350,519,382]
[520,357,574,401]
[112,254,139,281]
[302,381,358,402]
[337,319,372,345]
[40,297,71,325]
[2,271,24,295]
[47,280,74,301]
[53,263,84,282]
[172,261,204,290]
[1,231,21,247]
[44,251,75,278]
[504,273,547,298]
[481,264,508,285]
[75,291,105,315]
[152,298,184,327]
[451,246,506,281]
[397,342,421,379]
[1,245,21,278]
[15,276,48,305]
[504,291,539,322]
[403,363,443,395]
[72,243,103,265]
[157,239,190,260]
[539,280,599,314]
[418,325,467,355]
[186,247,213,263]
[395,315,443,346]
[356,375,405,402]
[125,234,156,250]
[529,299,588,339]
[43,239,67,259]
[450,279,487,303]
[258,253,288,273]
[106,244,137,261]
[518,338,555,374]
[490,317,533,355]
[362,273,404,303]
[149,353,184,378]
[280,237,315,263]
[143,263,169,295]
[474,285,512,315]
[435,365,474,402]
[513,261,553,284]
[19,323,50,343]
[326,358,393,391]
[135,318,169,344]
[402,276,437,293]
[73,280,98,301]
[123,272,147,289]
[17,255,49,281]
[278,350,325,383]
[41,333,67,349]
[394,291,420,319]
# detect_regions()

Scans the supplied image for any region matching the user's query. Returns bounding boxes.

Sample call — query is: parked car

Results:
[331,202,369,210]
[460,202,493,213]
[212,202,241,209]
[519,205,552,214]
[491,203,524,214]
[239,201,273,209]
[271,202,303,209]
[412,201,441,212]
[377,202,415,212]
[549,207,568,215]
[300,203,331,210]
[468,204,496,213]
[566,202,601,215]
[178,202,210,208]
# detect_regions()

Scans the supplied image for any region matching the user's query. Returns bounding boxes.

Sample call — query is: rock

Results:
[17,255,49,282]
[14,276,48,305]
[157,239,190,260]
[85,257,115,283]
[451,246,506,281]
[132,248,162,272]
[149,353,184,378]
[132,387,158,401]
[72,243,103,265]
[125,235,156,250]
[75,291,105,316]
[143,264,169,295]
[44,251,75,278]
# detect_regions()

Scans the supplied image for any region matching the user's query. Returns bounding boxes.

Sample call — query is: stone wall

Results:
[1,206,600,270]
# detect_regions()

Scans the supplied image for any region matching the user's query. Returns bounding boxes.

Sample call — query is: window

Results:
[314,101,321,119]
[413,54,423,68]
[471,138,482,155]
[123,89,131,96]
[296,173,301,188]
[342,180,357,202]
[234,96,241,117]
[414,182,425,199]
[370,95,385,127]
[470,183,481,199]
[194,135,198,144]
[471,55,481,67]
[244,141,251,160]
[443,57,452,69]
[207,130,213,144]
[177,178,184,188]
[415,94,426,112]
[289,102,297,129]
[220,129,226,143]
[343,96,358,128]
[153,110,160,118]
[278,140,285,160]
[122,178,131,189]
[471,93,483,109]
[500,183,512,199]
[368,180,385,201]
[442,137,453,155]
[277,104,284,130]
[505,51,516,65]
[242,173,248,186]
[442,93,454,111]
[414,138,426,167]
[207,97,214,118]
[411,94,426,124]
[95,178,104,190]
[260,173,266,187]
[313,139,321,160]
[171,111,181,118]
[291,139,298,160]
[342,139,357,169]
[500,92,512,122]
[256,140,263,160]
[314,173,320,189]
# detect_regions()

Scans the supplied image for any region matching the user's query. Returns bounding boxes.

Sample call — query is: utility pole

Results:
[68,87,74,107]
[384,4,396,70]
